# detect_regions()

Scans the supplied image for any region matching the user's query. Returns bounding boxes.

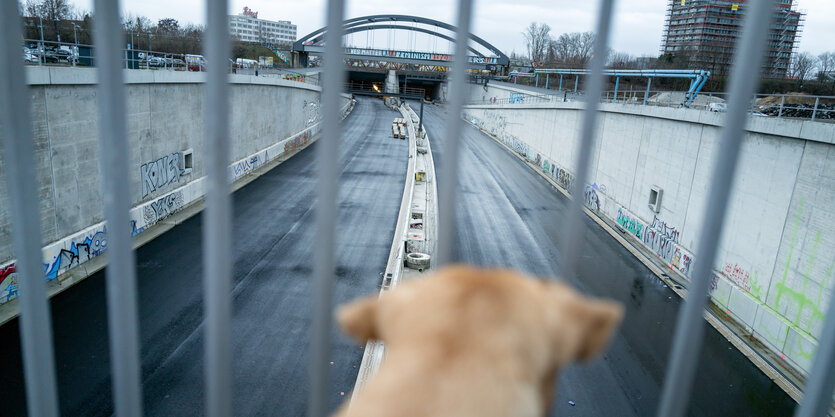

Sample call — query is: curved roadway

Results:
[0,97,405,416]
[421,101,796,417]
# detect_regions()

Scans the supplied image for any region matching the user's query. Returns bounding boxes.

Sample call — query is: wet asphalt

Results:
[0,97,407,416]
[420,101,796,416]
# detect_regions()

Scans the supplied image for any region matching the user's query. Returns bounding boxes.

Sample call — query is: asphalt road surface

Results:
[420,101,797,417]
[0,97,406,416]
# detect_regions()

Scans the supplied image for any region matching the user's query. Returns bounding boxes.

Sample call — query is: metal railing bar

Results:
[556,0,615,279]
[655,1,778,416]
[436,0,474,266]
[92,0,144,415]
[308,0,345,414]
[794,296,835,417]
[0,3,60,416]
[202,0,233,416]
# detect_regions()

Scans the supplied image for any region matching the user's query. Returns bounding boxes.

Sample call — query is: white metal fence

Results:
[1,0,834,416]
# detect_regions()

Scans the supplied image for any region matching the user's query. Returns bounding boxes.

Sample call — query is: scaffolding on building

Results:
[660,0,805,79]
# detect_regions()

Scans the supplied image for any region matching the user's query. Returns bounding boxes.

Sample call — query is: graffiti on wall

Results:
[709,274,719,294]
[143,191,185,225]
[43,226,107,281]
[304,99,321,127]
[613,205,694,279]
[285,130,311,153]
[584,184,600,211]
[616,207,645,239]
[671,247,694,278]
[723,262,752,292]
[509,93,525,104]
[0,264,18,302]
[554,167,573,191]
[642,215,680,264]
[232,155,263,181]
[141,152,184,198]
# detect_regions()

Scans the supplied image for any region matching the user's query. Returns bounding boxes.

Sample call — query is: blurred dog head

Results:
[339,265,623,412]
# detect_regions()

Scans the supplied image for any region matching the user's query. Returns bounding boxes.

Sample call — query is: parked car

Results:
[148,56,163,67]
[23,47,38,63]
[37,48,60,63]
[54,48,73,62]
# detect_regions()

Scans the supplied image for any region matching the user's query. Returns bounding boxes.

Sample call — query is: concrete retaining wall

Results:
[463,82,835,376]
[0,67,350,304]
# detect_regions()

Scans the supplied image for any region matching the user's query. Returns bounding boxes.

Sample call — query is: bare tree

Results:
[156,18,180,35]
[523,22,551,63]
[25,0,71,20]
[25,0,73,40]
[548,31,596,68]
[817,51,834,81]
[608,51,636,69]
[791,52,816,81]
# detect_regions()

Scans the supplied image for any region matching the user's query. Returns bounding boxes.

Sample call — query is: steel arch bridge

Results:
[292,14,509,72]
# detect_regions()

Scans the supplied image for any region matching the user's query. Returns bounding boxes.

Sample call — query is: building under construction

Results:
[661,0,805,78]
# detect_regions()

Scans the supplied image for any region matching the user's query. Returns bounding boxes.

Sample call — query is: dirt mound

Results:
[756,93,835,106]
[647,91,723,106]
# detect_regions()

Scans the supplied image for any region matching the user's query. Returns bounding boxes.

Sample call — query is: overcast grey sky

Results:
[72,0,834,56]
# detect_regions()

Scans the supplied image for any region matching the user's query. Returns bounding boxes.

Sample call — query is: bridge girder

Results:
[293,14,509,69]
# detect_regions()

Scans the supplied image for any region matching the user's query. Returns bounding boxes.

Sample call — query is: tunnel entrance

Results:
[346,70,444,101]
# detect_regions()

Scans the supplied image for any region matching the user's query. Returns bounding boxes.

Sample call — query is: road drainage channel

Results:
[349,102,439,401]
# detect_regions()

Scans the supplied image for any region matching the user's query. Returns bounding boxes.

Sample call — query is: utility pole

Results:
[54,17,60,43]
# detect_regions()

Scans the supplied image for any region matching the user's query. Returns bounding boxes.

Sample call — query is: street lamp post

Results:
[38,16,44,66]
[54,17,60,43]
[72,23,79,67]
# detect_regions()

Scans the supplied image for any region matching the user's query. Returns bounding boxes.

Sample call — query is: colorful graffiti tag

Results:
[0,264,18,302]
[284,130,312,153]
[642,215,680,264]
[43,226,107,281]
[671,247,693,279]
[616,208,644,239]
[723,262,752,292]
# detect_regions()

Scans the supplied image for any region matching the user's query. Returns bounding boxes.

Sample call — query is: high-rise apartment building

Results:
[229,7,297,46]
[661,0,804,78]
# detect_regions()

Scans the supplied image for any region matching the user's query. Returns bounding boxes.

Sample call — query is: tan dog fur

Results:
[334,265,624,417]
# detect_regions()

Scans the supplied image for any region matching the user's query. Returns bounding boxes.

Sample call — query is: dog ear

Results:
[337,295,380,343]
[574,298,623,361]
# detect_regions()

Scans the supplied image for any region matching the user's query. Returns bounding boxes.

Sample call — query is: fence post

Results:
[644,77,652,105]
[436,0,473,266]
[778,95,785,118]
[811,96,819,120]
[545,73,549,89]
[308,0,346,414]
[656,1,778,415]
[574,75,579,93]
[0,4,60,416]
[613,76,619,103]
